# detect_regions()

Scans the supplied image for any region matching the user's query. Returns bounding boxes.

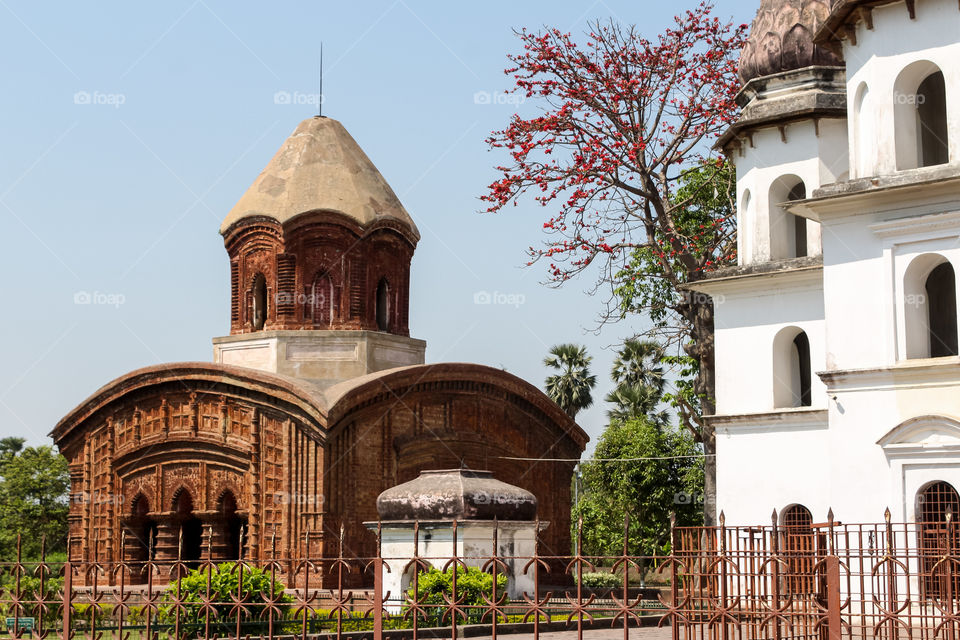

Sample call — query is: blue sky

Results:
[0,1,758,454]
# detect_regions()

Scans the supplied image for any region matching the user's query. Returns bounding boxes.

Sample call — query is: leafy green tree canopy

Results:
[0,443,70,560]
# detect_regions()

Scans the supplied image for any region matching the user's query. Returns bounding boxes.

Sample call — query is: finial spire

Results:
[318,42,324,118]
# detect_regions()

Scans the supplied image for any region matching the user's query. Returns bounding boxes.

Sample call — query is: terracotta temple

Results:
[51,116,588,586]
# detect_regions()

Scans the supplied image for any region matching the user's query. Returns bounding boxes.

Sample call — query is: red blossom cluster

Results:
[481,2,746,286]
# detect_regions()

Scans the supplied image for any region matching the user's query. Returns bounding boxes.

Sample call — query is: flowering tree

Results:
[482,3,745,523]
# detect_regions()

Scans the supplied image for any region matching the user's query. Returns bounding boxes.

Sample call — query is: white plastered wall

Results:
[843,0,960,177]
[735,119,849,265]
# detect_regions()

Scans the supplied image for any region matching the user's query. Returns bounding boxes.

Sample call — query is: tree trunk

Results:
[691,299,717,526]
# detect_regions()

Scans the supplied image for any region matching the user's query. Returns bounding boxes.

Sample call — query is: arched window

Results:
[173,489,203,568]
[376,278,390,332]
[917,481,960,599]
[904,254,958,359]
[895,62,950,170]
[918,71,948,168]
[251,273,267,331]
[927,262,958,357]
[768,176,813,260]
[312,273,335,327]
[781,504,815,595]
[773,327,812,409]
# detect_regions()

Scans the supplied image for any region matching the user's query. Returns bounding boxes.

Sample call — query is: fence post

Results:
[374,522,383,640]
[61,562,71,640]
[825,508,841,640]
[825,554,841,640]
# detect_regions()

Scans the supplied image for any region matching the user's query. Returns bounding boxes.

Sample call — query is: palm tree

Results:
[606,338,669,424]
[605,384,669,426]
[544,344,597,419]
[611,338,666,400]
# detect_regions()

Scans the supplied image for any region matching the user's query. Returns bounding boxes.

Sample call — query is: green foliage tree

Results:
[543,344,597,419]
[406,567,507,625]
[613,159,736,524]
[0,444,70,560]
[573,417,703,559]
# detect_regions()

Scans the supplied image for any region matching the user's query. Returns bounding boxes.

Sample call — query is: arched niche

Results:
[773,326,812,409]
[903,253,957,359]
[768,176,815,260]
[894,61,950,170]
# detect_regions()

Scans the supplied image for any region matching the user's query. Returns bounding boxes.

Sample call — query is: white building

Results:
[693,0,960,527]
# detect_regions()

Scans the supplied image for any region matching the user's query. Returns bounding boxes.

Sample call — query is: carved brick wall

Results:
[224,215,415,336]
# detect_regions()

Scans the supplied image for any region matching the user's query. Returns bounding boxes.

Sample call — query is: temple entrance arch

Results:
[124,494,158,584]
[173,488,203,568]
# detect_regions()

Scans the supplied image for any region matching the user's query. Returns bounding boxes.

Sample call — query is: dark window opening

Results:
[788,183,808,258]
[252,273,267,331]
[376,278,390,332]
[219,491,246,561]
[918,481,960,599]
[173,490,203,568]
[793,332,812,407]
[918,71,949,168]
[127,495,157,584]
[926,262,958,357]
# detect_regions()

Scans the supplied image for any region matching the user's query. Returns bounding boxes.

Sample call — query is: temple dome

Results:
[220,116,419,240]
[376,469,538,522]
[738,0,842,85]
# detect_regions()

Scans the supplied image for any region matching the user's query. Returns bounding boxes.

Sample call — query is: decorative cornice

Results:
[869,210,960,238]
[705,408,828,431]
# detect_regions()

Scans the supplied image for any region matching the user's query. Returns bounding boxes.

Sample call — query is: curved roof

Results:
[738,0,842,84]
[52,361,589,450]
[376,469,538,521]
[323,362,589,447]
[220,117,420,240]
[51,362,330,443]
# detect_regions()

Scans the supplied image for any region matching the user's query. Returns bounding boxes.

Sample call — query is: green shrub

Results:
[581,571,622,589]
[406,567,507,626]
[157,563,292,635]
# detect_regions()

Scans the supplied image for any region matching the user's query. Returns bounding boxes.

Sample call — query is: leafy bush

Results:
[406,567,507,626]
[158,563,292,634]
[581,571,622,589]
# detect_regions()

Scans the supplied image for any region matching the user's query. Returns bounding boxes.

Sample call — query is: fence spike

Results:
[771,509,778,526]
[827,507,835,525]
[719,510,726,527]
[884,507,891,523]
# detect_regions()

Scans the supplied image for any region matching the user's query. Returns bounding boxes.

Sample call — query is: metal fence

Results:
[4,510,960,640]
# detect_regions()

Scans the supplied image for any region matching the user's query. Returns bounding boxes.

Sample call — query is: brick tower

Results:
[213,116,426,386]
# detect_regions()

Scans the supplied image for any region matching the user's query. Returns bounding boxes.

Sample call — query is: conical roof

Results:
[220,116,419,239]
[738,0,841,85]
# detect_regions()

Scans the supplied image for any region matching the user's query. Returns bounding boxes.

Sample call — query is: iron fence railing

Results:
[4,509,960,640]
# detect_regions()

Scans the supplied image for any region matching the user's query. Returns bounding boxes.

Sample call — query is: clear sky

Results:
[0,0,758,455]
